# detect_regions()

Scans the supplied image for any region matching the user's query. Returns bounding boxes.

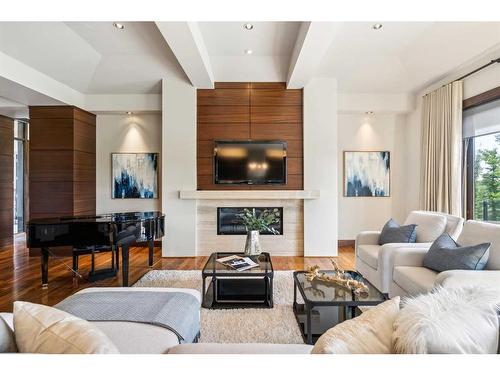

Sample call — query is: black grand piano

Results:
[26,211,165,287]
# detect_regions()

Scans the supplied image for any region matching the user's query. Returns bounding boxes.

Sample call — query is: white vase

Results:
[244,230,262,256]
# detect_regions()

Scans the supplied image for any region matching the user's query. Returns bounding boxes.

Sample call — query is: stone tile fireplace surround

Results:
[180,190,319,256]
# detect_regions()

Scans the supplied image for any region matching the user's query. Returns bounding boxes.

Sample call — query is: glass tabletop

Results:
[202,252,273,276]
[294,270,385,305]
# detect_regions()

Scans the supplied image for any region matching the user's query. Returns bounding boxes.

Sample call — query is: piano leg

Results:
[122,244,129,287]
[148,238,154,268]
[41,247,49,287]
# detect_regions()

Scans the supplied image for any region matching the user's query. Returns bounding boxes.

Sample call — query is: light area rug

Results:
[134,270,305,344]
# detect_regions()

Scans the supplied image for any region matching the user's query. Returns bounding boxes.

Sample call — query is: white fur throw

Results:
[311,297,400,354]
[393,286,500,354]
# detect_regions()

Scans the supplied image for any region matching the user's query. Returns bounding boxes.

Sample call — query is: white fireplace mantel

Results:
[179,190,320,200]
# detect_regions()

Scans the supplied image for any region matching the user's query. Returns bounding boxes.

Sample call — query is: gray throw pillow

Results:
[423,233,490,273]
[379,219,417,245]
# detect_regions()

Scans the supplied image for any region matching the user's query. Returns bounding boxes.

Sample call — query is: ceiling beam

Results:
[155,22,214,89]
[287,22,339,89]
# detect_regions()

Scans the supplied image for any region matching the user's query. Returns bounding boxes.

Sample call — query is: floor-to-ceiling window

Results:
[13,119,28,233]
[464,97,500,222]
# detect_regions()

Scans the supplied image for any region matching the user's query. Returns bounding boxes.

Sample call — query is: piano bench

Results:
[72,246,119,282]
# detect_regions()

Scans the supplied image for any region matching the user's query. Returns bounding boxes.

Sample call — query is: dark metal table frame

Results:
[202,252,274,309]
[293,270,387,344]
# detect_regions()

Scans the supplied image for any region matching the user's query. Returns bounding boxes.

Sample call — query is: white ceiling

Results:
[317,22,500,93]
[0,21,499,100]
[197,22,301,82]
[0,22,184,94]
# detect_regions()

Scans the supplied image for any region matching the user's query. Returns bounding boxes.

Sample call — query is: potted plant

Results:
[237,208,280,256]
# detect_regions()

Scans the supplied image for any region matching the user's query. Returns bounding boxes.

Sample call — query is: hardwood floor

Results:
[0,233,355,312]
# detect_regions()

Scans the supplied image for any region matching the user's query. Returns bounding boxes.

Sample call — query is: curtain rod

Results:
[442,57,500,87]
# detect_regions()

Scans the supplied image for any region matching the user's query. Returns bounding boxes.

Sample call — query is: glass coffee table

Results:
[202,252,274,309]
[293,270,386,344]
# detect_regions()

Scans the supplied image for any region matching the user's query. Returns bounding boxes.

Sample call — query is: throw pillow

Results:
[13,301,119,354]
[423,233,490,272]
[379,219,417,245]
[0,315,17,353]
[393,286,499,354]
[311,297,400,354]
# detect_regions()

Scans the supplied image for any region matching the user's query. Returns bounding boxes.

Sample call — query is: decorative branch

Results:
[305,259,369,296]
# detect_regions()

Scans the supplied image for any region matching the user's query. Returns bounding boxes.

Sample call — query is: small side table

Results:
[293,270,386,344]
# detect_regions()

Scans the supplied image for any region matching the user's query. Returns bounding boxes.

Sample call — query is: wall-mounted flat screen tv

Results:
[214,140,287,185]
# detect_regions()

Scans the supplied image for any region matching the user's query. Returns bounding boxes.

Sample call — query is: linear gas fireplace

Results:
[217,207,283,235]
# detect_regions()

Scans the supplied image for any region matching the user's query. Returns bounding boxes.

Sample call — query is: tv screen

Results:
[214,141,287,185]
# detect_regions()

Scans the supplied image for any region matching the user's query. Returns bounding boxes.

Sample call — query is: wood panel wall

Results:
[29,106,96,220]
[0,115,14,248]
[197,82,303,190]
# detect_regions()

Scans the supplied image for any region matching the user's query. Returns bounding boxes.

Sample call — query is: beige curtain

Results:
[420,81,463,216]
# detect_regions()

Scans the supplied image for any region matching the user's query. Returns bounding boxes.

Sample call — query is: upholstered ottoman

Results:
[57,287,201,354]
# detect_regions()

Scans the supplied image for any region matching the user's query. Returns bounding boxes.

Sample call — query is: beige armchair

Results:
[356,211,464,294]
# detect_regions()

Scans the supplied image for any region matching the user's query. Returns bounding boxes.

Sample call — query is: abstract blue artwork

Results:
[112,153,158,199]
[344,151,390,197]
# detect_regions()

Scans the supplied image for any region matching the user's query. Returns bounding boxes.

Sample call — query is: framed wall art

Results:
[112,153,158,199]
[344,151,390,197]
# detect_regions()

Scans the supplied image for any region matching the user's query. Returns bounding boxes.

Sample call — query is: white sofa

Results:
[356,211,464,294]
[389,220,500,298]
[0,287,202,354]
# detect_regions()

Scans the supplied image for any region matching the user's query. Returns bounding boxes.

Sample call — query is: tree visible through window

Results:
[473,133,500,222]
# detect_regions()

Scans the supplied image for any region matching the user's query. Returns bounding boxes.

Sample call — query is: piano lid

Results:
[27,211,165,225]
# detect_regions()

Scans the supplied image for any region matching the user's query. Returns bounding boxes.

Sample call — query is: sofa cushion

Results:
[0,315,17,353]
[393,266,438,296]
[311,297,400,354]
[379,219,417,245]
[13,301,119,354]
[458,220,500,270]
[92,321,180,354]
[423,233,490,272]
[357,245,380,269]
[404,211,446,243]
[393,286,500,354]
[442,213,465,240]
[168,343,313,354]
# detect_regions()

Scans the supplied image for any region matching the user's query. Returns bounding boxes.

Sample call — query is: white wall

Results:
[303,78,338,256]
[161,77,197,257]
[96,113,162,214]
[337,113,407,239]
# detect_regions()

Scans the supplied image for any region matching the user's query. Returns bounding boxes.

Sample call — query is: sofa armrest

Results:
[435,270,500,292]
[355,231,381,248]
[393,248,429,268]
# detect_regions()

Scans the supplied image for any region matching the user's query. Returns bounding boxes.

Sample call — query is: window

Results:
[13,120,28,234]
[464,98,500,222]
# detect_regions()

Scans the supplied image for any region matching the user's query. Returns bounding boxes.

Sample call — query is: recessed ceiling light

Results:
[365,111,374,115]
[243,23,254,30]
[113,22,125,30]
[126,111,133,115]
[244,49,253,55]
[372,23,383,30]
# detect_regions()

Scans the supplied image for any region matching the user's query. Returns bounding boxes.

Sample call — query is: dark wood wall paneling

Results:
[0,115,14,248]
[29,106,96,221]
[197,82,303,190]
